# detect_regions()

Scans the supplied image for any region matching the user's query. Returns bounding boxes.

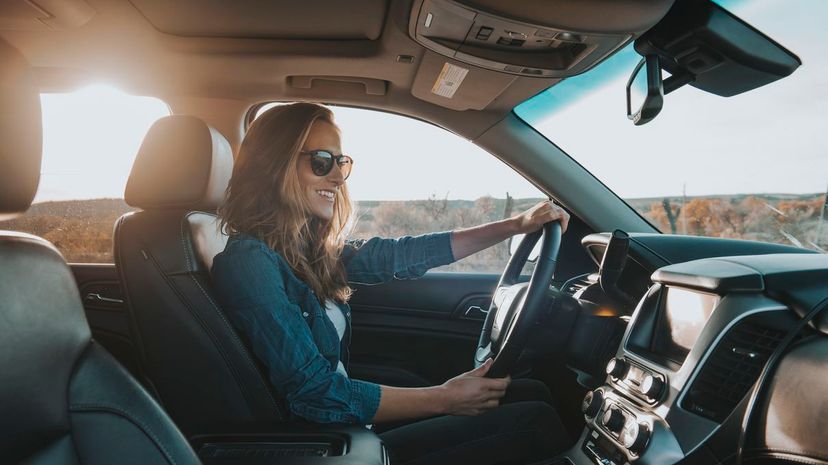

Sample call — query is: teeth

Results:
[316,190,335,200]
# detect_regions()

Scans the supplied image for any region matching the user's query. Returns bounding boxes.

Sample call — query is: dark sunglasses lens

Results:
[338,156,353,179]
[310,151,334,176]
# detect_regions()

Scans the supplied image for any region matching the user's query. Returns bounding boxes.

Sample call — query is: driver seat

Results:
[113,116,288,436]
[0,37,200,465]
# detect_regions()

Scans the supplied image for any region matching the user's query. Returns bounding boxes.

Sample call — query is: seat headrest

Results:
[125,115,233,211]
[0,39,42,220]
[0,233,91,456]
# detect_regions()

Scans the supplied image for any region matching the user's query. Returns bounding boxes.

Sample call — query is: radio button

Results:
[606,358,629,379]
[581,390,604,418]
[641,374,664,400]
[622,421,650,454]
[601,405,625,434]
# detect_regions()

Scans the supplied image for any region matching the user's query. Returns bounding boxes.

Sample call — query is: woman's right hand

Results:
[438,358,510,416]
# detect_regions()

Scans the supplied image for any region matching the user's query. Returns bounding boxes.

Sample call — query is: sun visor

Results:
[129,0,388,40]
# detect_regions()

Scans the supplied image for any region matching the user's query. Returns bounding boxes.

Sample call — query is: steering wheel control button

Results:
[581,390,604,418]
[601,405,625,434]
[621,422,650,455]
[475,345,492,363]
[641,374,664,400]
[606,358,629,379]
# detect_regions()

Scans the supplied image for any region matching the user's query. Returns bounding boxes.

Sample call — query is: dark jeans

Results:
[377,379,570,465]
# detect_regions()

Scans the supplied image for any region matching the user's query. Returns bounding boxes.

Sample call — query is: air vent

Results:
[682,321,786,422]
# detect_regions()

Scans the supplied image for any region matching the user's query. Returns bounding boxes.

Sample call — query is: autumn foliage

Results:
[636,194,827,248]
[1,194,825,266]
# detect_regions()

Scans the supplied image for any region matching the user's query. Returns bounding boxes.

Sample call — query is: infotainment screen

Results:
[651,287,719,364]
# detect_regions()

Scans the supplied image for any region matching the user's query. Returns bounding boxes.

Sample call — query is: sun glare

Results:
[36,84,170,202]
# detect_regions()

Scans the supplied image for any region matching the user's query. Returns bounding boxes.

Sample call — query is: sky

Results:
[34,0,826,203]
[516,0,828,199]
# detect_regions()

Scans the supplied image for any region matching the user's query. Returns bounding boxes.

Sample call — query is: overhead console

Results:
[408,0,674,77]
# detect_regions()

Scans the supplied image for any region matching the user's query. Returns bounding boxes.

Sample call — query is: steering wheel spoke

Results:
[492,285,510,309]
[473,221,563,378]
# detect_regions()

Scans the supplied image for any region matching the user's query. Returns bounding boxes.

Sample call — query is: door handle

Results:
[464,305,489,319]
[85,293,124,304]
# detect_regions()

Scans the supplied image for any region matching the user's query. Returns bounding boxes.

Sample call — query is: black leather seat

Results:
[0,38,201,465]
[114,116,287,437]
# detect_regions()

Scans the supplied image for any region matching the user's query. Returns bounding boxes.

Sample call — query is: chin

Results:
[310,206,334,222]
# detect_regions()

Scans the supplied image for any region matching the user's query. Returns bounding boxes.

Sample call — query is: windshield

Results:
[515,0,827,252]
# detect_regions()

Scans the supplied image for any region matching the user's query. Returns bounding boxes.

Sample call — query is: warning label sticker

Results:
[431,63,469,98]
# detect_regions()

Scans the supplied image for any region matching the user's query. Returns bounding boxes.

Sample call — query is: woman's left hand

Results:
[512,200,570,234]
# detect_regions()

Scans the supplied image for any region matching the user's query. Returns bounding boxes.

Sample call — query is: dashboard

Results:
[554,232,828,465]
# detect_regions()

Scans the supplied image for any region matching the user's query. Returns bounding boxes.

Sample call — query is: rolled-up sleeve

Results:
[344,231,456,285]
[211,240,381,424]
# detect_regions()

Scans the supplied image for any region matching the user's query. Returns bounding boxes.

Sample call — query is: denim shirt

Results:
[210,231,456,424]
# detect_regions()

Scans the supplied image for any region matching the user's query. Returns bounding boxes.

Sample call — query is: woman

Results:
[211,102,571,464]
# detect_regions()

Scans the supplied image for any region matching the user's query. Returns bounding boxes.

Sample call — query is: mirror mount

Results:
[663,68,695,95]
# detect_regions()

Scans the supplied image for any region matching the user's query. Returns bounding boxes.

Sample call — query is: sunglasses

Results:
[300,150,354,180]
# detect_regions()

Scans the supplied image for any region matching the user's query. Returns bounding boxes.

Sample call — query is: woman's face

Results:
[297,120,345,222]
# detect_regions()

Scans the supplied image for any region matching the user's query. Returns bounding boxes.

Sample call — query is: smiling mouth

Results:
[316,189,336,202]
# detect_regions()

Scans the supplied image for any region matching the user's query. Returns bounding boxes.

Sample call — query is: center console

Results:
[190,424,388,465]
[557,257,797,465]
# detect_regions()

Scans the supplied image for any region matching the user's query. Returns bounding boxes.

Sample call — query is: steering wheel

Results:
[474,221,562,378]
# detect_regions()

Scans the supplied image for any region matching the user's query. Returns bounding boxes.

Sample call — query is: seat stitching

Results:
[748,447,828,462]
[69,403,181,465]
[188,272,285,418]
[138,245,260,418]
[746,452,824,465]
[114,214,162,401]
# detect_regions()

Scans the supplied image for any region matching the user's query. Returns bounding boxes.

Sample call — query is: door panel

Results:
[70,264,142,379]
[348,273,499,386]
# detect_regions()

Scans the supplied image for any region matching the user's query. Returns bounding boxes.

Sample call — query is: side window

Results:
[255,103,546,273]
[0,86,170,263]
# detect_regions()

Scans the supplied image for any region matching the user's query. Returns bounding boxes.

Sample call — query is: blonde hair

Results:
[219,103,354,303]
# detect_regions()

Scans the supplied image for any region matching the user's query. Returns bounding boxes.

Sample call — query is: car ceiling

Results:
[0,0,670,143]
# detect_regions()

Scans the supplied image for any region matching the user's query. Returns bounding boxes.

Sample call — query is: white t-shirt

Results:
[324,299,348,376]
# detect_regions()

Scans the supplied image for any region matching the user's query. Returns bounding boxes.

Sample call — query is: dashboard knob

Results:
[581,390,604,418]
[601,405,625,434]
[641,374,664,400]
[606,358,629,379]
[621,421,650,454]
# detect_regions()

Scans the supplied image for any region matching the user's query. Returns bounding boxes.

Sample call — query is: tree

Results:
[661,198,681,234]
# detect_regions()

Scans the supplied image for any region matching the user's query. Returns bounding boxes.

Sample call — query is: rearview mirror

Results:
[626,0,800,125]
[626,54,663,125]
[508,233,541,262]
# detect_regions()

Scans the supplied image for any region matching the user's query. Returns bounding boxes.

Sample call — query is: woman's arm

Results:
[343,201,569,285]
[372,359,511,423]
[450,200,570,261]
[343,232,455,284]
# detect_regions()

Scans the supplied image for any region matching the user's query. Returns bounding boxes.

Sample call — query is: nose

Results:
[327,161,346,185]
